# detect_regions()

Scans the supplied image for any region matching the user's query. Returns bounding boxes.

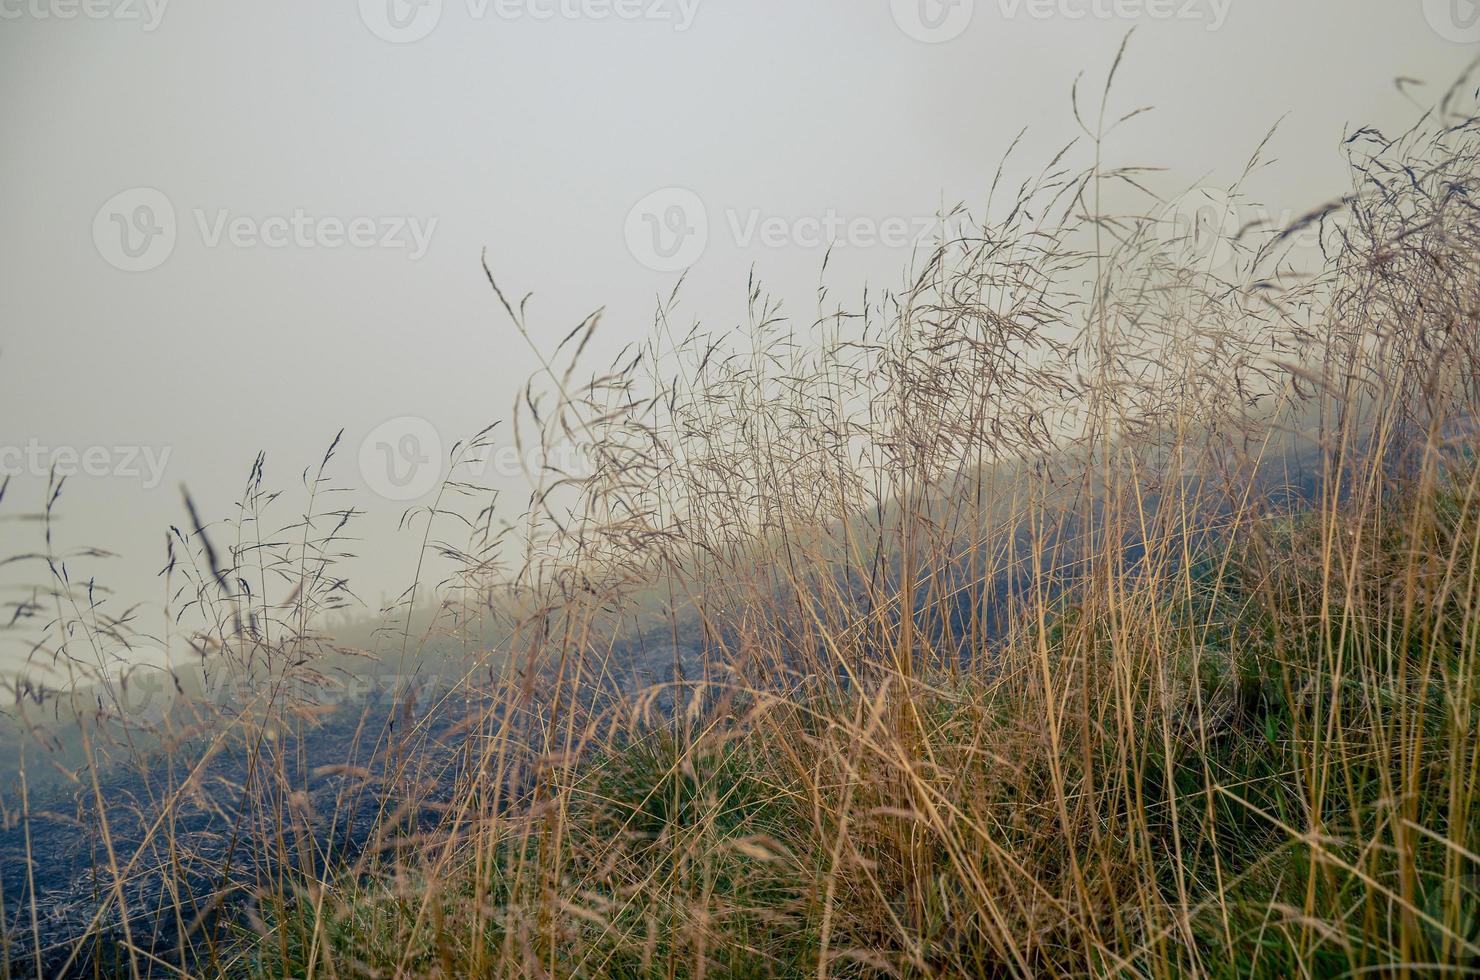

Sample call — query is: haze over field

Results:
[2,1,1476,632]
[5,5,1480,978]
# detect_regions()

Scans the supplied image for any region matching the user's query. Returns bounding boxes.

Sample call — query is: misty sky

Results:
[1,0,1476,661]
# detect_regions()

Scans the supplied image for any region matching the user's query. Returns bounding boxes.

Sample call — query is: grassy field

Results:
[4,52,1480,977]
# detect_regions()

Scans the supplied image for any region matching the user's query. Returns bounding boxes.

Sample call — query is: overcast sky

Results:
[1,0,1476,664]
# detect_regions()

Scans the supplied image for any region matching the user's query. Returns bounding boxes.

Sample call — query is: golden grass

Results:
[3,47,1480,978]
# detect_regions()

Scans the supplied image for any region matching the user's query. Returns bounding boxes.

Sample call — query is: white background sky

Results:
[1,0,1477,655]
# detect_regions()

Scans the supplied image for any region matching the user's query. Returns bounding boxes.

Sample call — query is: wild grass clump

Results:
[3,45,1480,977]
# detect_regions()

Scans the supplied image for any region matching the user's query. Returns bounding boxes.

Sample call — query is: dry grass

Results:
[3,47,1480,978]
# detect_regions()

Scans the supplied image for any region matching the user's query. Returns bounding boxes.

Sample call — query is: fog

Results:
[1,0,1474,668]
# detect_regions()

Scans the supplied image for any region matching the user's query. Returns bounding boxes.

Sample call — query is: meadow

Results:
[4,50,1480,977]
